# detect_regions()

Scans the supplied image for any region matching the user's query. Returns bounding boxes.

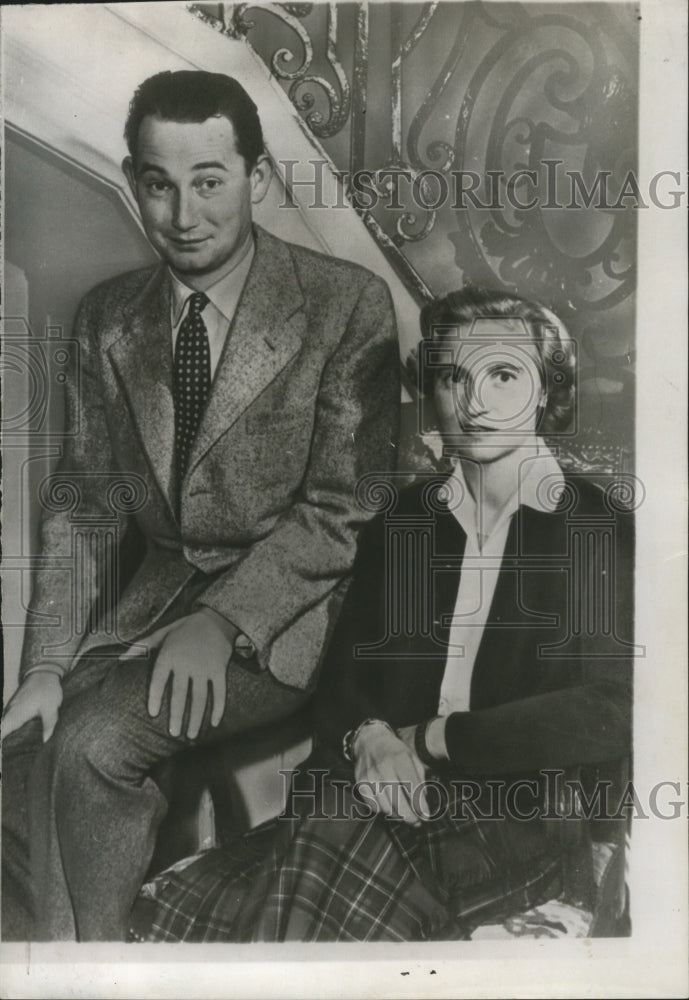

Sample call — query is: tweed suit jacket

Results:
[20,225,400,690]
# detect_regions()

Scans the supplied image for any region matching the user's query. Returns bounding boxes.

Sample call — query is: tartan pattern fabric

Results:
[130,777,562,943]
[173,291,211,477]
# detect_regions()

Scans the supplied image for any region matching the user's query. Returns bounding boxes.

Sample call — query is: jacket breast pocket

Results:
[244,397,316,435]
[239,402,317,487]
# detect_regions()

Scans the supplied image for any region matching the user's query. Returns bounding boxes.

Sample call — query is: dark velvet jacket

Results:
[312,472,633,779]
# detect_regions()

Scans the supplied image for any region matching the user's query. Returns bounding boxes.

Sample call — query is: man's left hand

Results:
[120,609,239,739]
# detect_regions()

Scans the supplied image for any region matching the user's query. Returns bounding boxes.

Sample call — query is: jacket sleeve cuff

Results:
[195,605,259,664]
[196,605,242,645]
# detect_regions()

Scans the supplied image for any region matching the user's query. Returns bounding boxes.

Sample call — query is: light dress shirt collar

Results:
[448,439,565,549]
[437,440,564,716]
[169,239,255,379]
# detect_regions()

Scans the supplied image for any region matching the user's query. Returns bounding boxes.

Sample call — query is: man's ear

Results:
[122,156,137,200]
[249,154,273,205]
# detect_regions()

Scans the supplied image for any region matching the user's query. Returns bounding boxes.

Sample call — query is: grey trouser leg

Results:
[1,719,41,941]
[1,652,307,942]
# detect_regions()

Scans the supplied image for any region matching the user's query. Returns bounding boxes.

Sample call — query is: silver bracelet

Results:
[342,717,394,763]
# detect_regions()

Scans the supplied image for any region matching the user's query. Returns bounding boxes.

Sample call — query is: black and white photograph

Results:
[0,1,686,997]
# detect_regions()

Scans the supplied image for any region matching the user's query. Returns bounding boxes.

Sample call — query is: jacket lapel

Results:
[431,484,467,643]
[403,475,466,658]
[106,229,306,512]
[107,266,177,518]
[185,226,305,479]
[470,504,566,708]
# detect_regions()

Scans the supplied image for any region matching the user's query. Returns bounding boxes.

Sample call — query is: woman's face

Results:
[433,318,545,464]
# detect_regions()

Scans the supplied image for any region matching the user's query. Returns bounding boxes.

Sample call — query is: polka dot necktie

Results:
[174,291,211,479]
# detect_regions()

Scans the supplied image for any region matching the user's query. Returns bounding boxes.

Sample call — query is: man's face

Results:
[433,318,546,463]
[123,115,271,289]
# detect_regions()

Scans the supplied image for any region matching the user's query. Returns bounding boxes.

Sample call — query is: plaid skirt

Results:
[130,773,565,943]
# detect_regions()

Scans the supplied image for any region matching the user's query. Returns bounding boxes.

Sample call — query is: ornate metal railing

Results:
[188,1,638,470]
[189,6,636,288]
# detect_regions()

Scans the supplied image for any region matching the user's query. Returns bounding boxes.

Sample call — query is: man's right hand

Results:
[353,721,431,827]
[2,671,64,743]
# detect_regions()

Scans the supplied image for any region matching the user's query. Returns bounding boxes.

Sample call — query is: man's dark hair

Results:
[124,70,265,172]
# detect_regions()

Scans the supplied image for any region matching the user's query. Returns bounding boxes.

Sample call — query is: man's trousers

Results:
[1,649,308,941]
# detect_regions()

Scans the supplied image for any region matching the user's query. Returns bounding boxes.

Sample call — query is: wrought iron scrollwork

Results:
[281,3,313,17]
[450,9,636,314]
[380,2,441,245]
[191,3,350,138]
[188,2,638,462]
[289,3,350,138]
[188,3,637,308]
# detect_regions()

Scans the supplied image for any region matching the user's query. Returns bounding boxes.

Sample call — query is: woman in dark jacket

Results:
[131,289,634,942]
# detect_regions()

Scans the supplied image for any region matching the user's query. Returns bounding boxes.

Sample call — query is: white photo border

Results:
[1,0,687,996]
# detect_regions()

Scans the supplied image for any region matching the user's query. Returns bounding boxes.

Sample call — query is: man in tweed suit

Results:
[1,70,400,940]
